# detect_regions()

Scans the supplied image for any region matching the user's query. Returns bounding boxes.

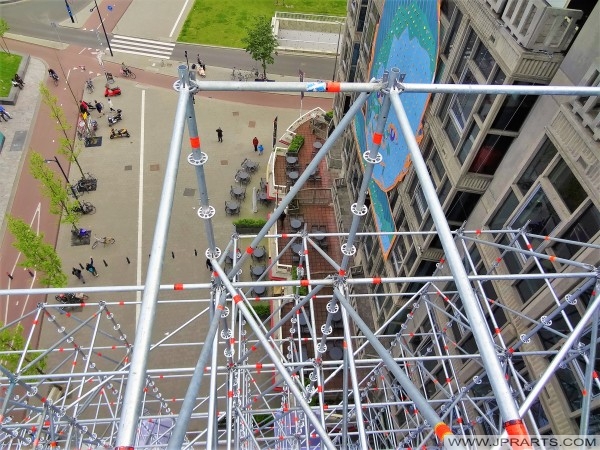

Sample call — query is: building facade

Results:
[331,0,599,438]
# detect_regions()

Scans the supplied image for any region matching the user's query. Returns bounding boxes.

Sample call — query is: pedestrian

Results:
[216,127,223,142]
[94,100,104,116]
[107,97,115,112]
[258,144,264,156]
[72,267,85,284]
[80,100,89,115]
[197,54,202,66]
[206,258,212,270]
[86,258,98,277]
[0,105,12,121]
[252,136,259,152]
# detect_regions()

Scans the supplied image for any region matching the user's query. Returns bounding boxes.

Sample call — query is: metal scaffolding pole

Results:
[115,65,192,449]
[389,84,526,437]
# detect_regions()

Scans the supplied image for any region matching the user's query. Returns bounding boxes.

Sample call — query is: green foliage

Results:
[251,302,271,318]
[0,323,47,376]
[287,134,305,154]
[0,18,10,55]
[39,84,85,178]
[29,151,81,228]
[0,52,21,97]
[7,216,67,287]
[178,0,346,48]
[291,266,308,296]
[324,110,334,122]
[252,413,273,427]
[241,15,278,78]
[232,218,268,228]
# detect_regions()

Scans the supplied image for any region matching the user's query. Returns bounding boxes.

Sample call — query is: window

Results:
[548,159,587,213]
[438,179,452,206]
[450,70,478,130]
[469,134,515,175]
[516,139,558,194]
[515,260,556,301]
[455,29,477,77]
[440,0,457,20]
[431,151,445,180]
[445,119,460,149]
[446,191,482,223]
[488,191,518,229]
[473,40,495,79]
[512,188,560,236]
[457,122,480,164]
[356,0,368,32]
[553,204,600,260]
[348,43,360,82]
[442,10,462,57]
[491,89,538,132]
[478,94,495,122]
[413,183,427,223]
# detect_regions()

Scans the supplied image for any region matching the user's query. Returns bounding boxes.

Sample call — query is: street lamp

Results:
[332,21,344,81]
[90,0,114,57]
[45,157,79,200]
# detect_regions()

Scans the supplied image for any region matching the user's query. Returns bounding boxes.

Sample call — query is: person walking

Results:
[252,137,259,152]
[258,144,264,156]
[94,100,104,116]
[0,105,12,121]
[216,127,223,142]
[86,258,98,277]
[206,258,212,271]
[107,97,116,112]
[72,267,85,284]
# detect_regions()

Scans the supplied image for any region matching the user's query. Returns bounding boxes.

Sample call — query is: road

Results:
[1,0,336,80]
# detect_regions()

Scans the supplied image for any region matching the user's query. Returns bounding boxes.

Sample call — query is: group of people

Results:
[252,136,264,155]
[12,74,24,88]
[0,105,12,122]
[72,258,99,284]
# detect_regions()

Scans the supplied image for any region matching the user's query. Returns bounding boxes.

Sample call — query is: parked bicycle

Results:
[74,201,96,215]
[92,235,116,249]
[85,78,94,94]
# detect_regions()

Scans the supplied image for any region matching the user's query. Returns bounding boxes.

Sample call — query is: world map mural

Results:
[353,0,439,257]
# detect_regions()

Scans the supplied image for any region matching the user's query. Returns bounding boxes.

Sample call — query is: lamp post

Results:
[45,157,79,200]
[332,21,344,81]
[90,0,113,57]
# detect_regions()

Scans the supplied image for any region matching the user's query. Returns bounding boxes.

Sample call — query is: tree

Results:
[39,83,85,179]
[242,16,278,79]
[7,215,67,288]
[0,323,46,376]
[29,151,81,231]
[0,18,10,54]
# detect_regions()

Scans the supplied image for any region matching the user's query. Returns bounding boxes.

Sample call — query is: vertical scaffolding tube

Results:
[115,65,191,449]
[579,306,598,435]
[389,87,526,436]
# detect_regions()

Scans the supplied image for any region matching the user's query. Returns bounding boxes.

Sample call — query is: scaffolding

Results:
[0,67,599,449]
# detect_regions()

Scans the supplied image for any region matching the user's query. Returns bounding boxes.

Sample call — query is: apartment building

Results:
[330,0,599,438]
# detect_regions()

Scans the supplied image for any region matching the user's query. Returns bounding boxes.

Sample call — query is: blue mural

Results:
[353,0,439,257]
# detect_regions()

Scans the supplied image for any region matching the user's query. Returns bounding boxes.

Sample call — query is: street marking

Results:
[110,35,175,59]
[136,90,146,324]
[170,0,190,38]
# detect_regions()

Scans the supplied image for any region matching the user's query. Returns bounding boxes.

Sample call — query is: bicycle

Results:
[120,68,136,79]
[85,79,94,94]
[92,235,116,249]
[74,201,96,215]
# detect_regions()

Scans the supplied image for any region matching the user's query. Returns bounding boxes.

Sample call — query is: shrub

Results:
[291,266,308,296]
[232,218,267,228]
[252,301,271,318]
[324,110,333,122]
[287,134,305,153]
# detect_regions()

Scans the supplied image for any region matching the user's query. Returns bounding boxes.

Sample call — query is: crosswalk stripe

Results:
[110,35,175,59]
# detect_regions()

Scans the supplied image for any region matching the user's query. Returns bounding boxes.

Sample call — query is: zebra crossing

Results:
[109,35,176,59]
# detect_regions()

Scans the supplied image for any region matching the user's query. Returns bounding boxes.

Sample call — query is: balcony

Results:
[485,0,583,52]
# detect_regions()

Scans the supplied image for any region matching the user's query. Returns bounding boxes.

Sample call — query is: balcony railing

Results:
[485,0,583,52]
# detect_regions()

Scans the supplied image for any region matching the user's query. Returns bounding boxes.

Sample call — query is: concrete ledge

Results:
[0,53,30,106]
